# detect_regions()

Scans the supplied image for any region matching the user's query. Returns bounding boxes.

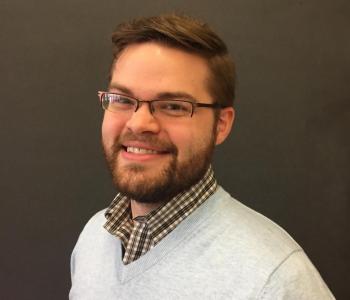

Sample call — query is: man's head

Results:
[101,14,235,204]
[109,13,235,109]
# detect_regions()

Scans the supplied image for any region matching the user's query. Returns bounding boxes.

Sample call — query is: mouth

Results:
[124,146,165,155]
[119,143,173,162]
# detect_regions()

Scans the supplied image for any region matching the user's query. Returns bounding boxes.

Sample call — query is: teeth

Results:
[126,147,159,154]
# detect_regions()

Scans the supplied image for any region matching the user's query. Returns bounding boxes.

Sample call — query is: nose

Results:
[125,101,161,134]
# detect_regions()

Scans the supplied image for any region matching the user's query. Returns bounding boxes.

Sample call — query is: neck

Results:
[130,200,164,218]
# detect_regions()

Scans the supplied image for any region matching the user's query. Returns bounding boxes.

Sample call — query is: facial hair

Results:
[103,131,216,204]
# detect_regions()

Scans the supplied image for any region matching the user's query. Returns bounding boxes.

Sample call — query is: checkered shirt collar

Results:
[104,166,217,264]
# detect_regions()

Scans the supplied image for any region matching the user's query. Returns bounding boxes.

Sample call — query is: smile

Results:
[126,147,160,154]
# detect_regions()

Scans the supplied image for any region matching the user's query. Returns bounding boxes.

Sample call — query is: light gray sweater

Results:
[70,187,334,299]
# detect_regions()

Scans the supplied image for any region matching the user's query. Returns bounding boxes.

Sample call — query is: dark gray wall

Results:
[1,0,349,299]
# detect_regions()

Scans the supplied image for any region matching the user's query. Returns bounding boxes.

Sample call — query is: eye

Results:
[103,94,136,112]
[115,95,134,106]
[156,100,192,116]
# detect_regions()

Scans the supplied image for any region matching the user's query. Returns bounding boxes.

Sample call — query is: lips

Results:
[126,146,160,154]
[121,139,174,155]
[120,143,171,162]
[116,133,177,159]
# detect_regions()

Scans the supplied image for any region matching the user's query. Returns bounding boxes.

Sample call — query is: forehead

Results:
[110,42,212,102]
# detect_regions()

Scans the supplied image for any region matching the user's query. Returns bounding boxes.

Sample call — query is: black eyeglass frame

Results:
[98,91,226,117]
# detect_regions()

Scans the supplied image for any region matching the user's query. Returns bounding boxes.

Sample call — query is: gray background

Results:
[1,0,349,299]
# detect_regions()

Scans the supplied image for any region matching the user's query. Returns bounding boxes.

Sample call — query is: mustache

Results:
[112,132,178,154]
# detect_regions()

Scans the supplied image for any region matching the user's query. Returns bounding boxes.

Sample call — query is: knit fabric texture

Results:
[70,187,335,300]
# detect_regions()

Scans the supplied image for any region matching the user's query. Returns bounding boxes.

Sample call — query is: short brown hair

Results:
[110,13,235,107]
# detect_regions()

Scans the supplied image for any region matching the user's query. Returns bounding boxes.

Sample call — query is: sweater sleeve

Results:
[257,249,335,300]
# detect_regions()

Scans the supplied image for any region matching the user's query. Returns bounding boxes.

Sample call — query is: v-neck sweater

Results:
[70,187,334,299]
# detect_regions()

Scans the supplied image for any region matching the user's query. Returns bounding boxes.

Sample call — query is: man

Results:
[70,14,334,299]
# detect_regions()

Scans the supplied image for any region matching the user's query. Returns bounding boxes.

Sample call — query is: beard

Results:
[103,131,216,204]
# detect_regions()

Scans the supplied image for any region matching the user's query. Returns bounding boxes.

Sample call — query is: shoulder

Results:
[83,209,107,229]
[204,187,302,265]
[211,188,299,245]
[70,209,119,271]
[257,250,335,299]
[71,208,112,258]
[199,188,334,298]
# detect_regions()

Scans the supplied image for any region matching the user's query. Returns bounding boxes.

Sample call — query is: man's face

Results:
[102,42,230,203]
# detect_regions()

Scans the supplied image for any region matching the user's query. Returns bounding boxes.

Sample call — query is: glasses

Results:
[98,91,224,118]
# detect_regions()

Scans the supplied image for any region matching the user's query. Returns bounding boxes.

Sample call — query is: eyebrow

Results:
[108,82,199,103]
[108,82,132,95]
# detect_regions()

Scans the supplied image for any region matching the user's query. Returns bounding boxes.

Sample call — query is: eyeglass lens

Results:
[101,93,194,117]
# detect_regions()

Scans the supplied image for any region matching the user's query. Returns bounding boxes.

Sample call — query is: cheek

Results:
[101,113,125,147]
[180,123,215,157]
[168,125,205,160]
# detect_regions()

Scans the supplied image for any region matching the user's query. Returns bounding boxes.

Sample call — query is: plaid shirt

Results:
[104,166,217,265]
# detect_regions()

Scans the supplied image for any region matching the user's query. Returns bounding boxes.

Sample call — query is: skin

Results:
[102,42,234,218]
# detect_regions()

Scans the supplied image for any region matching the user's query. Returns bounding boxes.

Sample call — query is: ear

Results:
[215,107,235,145]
